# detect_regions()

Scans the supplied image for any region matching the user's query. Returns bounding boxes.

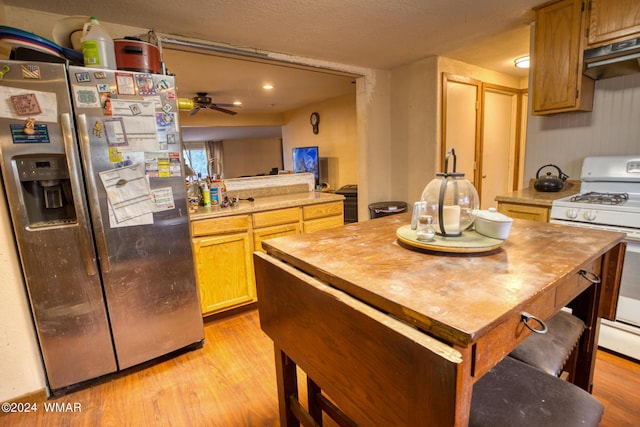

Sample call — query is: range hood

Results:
[584,37,640,79]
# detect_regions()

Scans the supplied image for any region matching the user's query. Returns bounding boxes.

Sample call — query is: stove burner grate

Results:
[570,192,629,205]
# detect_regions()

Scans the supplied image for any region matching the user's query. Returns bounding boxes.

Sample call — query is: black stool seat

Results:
[509,310,585,376]
[470,356,603,427]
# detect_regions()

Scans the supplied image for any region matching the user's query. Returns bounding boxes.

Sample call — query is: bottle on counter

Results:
[220,180,233,207]
[210,180,221,205]
[202,181,211,208]
[81,17,117,69]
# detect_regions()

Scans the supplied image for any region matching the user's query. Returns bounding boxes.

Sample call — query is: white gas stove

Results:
[550,156,640,361]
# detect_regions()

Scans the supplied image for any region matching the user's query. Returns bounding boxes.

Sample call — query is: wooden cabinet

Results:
[587,0,640,47]
[253,207,301,253]
[532,0,595,114]
[191,215,255,316]
[302,201,344,233]
[497,202,549,222]
[191,199,344,316]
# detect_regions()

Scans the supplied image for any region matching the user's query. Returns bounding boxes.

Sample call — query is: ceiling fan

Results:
[188,92,238,116]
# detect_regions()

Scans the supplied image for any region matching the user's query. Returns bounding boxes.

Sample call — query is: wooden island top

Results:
[261,213,623,347]
[255,213,626,426]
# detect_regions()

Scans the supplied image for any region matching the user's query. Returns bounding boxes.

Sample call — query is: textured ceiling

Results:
[6,0,538,72]
[4,0,540,140]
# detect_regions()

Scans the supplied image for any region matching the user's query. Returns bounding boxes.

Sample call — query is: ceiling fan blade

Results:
[189,107,201,116]
[208,104,238,115]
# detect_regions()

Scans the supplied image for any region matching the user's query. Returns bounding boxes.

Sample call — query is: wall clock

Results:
[310,112,320,134]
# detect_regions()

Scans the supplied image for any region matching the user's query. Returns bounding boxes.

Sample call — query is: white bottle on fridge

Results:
[81,17,117,69]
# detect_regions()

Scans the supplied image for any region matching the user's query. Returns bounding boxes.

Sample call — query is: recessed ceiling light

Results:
[263,84,274,90]
[514,56,530,69]
[233,101,242,106]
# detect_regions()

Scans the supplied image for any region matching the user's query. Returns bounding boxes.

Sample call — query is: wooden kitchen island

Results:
[254,213,625,426]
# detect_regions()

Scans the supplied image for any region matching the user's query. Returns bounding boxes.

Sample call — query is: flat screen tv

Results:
[292,146,320,186]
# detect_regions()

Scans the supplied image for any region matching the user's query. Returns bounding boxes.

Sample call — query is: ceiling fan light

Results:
[514,56,530,69]
[263,84,274,90]
[233,101,242,106]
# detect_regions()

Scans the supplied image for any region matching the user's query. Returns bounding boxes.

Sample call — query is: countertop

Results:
[189,191,344,221]
[494,179,581,207]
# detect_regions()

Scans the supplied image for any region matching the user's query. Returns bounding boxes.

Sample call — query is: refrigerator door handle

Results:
[75,113,111,273]
[61,113,98,277]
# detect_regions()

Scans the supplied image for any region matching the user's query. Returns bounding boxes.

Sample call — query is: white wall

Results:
[0,184,46,401]
[282,93,357,191]
[525,73,640,182]
[223,137,283,178]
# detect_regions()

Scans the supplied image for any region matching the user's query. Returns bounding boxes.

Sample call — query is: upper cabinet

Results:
[532,0,595,115]
[587,0,640,47]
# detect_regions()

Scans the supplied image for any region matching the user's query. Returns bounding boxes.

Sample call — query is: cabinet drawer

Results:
[191,215,250,237]
[472,289,556,379]
[253,207,300,228]
[497,202,549,222]
[254,223,301,253]
[555,257,602,308]
[303,215,344,233]
[303,201,343,220]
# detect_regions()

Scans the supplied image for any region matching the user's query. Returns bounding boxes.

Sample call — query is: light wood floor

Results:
[1,309,639,426]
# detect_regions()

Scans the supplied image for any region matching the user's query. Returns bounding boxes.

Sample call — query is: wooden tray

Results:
[396,224,504,254]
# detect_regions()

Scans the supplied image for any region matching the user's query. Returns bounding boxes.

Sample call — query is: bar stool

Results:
[470,356,603,427]
[509,310,585,377]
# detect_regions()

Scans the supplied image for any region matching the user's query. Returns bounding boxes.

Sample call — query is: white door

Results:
[480,87,519,209]
[443,74,480,182]
[443,74,526,210]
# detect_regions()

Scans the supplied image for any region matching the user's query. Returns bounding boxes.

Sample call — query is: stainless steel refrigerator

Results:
[0,60,203,392]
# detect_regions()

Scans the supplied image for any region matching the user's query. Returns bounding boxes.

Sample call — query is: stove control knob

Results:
[583,210,597,221]
[566,208,578,219]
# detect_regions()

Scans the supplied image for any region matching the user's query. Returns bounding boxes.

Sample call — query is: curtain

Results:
[205,140,224,178]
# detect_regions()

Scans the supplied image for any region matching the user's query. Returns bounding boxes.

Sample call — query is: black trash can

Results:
[336,185,358,223]
[368,201,407,219]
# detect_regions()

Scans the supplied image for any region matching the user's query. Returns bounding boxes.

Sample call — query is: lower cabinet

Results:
[191,215,255,316]
[253,207,302,253]
[302,201,345,232]
[191,200,344,316]
[193,232,255,315]
[497,202,549,222]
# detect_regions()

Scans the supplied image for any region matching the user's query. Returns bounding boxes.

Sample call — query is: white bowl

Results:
[474,208,513,240]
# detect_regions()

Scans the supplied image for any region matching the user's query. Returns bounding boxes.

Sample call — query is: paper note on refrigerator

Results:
[109,100,159,152]
[99,163,156,224]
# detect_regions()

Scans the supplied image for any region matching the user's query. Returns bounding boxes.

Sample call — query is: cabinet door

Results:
[192,232,255,315]
[532,0,594,114]
[588,0,640,46]
[254,223,301,253]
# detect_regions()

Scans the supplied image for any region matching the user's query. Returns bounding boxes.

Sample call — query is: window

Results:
[183,145,207,179]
